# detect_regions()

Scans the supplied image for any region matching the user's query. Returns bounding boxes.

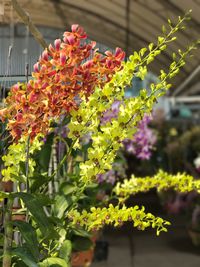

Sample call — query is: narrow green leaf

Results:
[39,257,69,267]
[54,195,72,218]
[37,134,54,172]
[59,240,72,262]
[0,191,11,201]
[12,221,39,260]
[13,192,56,238]
[30,174,50,192]
[59,182,76,195]
[12,247,39,267]
[72,236,93,252]
[71,227,91,238]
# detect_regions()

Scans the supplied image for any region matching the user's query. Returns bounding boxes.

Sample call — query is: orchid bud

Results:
[54,39,61,51]
[71,24,79,32]
[16,113,23,121]
[106,59,112,68]
[48,43,55,53]
[60,53,66,65]
[41,82,48,89]
[40,65,47,73]
[33,62,39,72]
[64,35,75,45]
[115,47,125,60]
[13,84,20,91]
[42,50,48,61]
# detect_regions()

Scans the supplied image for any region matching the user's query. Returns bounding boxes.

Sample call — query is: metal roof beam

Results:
[172,65,200,96]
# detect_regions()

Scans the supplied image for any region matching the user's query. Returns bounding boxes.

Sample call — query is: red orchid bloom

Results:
[0,25,125,141]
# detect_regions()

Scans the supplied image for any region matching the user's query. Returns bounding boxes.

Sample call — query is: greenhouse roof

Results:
[1,0,200,96]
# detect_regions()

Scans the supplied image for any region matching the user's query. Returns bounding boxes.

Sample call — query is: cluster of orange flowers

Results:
[0,25,125,141]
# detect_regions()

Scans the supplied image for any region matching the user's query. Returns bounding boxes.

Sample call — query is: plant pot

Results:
[188,228,200,246]
[71,231,99,267]
[71,249,94,267]
[1,181,13,192]
[12,208,26,221]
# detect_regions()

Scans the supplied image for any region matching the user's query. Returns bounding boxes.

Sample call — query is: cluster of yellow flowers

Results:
[114,170,200,203]
[68,13,197,186]
[75,43,196,185]
[68,204,170,236]
[1,135,43,181]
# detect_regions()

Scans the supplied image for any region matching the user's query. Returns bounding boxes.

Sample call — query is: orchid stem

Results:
[25,136,30,221]
[2,198,13,267]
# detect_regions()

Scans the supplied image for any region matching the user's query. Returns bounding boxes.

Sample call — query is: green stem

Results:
[3,198,13,267]
[50,140,76,179]
[25,136,30,222]
[25,136,30,193]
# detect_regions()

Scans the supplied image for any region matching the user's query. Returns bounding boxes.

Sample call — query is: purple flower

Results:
[123,114,157,160]
[97,170,116,185]
[100,101,121,124]
[97,161,127,185]
[100,100,157,160]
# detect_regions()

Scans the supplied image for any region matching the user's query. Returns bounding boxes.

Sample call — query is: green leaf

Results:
[13,192,57,238]
[59,182,76,195]
[0,191,11,201]
[54,195,73,218]
[10,174,25,183]
[71,227,91,238]
[72,236,93,252]
[30,174,50,192]
[59,240,72,262]
[39,257,69,267]
[12,260,29,267]
[85,183,98,190]
[37,134,54,172]
[12,221,39,260]
[19,162,26,176]
[33,194,53,206]
[12,247,39,267]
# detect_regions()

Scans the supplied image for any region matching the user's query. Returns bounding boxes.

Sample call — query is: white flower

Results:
[194,155,200,169]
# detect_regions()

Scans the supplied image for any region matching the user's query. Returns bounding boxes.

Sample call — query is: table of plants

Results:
[0,10,200,267]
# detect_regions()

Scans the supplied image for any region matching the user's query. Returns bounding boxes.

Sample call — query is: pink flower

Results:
[54,39,61,51]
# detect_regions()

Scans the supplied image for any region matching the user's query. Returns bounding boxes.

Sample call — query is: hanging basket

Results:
[71,249,94,267]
